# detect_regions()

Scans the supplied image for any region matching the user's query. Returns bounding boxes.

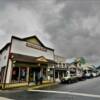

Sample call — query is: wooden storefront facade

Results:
[0,35,56,87]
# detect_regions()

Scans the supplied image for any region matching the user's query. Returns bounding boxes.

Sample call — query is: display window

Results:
[55,71,58,78]
[0,67,5,83]
[20,67,27,82]
[43,68,47,80]
[12,67,19,82]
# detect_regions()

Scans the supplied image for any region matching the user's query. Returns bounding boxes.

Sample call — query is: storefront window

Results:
[59,71,63,78]
[0,67,5,83]
[70,68,76,75]
[43,68,46,80]
[55,71,58,78]
[20,67,27,82]
[64,71,67,76]
[29,67,40,82]
[12,67,19,82]
[59,63,61,67]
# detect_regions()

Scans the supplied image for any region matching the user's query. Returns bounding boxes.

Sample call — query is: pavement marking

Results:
[28,90,100,98]
[0,97,14,100]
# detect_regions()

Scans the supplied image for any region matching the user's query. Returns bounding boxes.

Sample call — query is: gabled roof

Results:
[36,56,48,62]
[0,35,54,53]
[12,35,54,51]
[23,35,46,47]
[0,42,11,53]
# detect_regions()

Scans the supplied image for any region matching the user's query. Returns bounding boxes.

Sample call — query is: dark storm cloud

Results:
[0,0,100,64]
[43,0,100,64]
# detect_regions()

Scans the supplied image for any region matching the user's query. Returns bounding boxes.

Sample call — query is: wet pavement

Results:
[0,77,100,100]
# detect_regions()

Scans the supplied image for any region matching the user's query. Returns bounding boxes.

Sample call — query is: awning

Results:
[10,53,56,64]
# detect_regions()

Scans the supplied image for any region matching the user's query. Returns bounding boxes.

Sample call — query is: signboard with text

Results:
[26,42,47,52]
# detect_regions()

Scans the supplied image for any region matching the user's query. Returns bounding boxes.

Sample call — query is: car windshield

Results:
[65,71,76,77]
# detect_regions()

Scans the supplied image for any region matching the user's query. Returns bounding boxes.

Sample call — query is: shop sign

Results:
[26,42,47,52]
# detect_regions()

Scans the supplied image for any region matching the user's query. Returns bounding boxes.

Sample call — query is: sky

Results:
[0,0,100,65]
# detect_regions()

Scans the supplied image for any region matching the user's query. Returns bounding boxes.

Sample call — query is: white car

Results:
[92,72,97,77]
[60,71,78,84]
[85,72,92,78]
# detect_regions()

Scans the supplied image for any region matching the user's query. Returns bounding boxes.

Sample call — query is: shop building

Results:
[67,58,83,78]
[0,35,56,84]
[54,55,68,81]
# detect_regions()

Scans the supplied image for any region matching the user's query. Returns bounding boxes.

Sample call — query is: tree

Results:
[79,57,86,64]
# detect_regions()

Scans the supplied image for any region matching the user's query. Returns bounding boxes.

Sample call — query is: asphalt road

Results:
[0,77,100,100]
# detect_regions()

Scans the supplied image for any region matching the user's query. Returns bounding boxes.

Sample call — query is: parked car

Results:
[92,70,100,77]
[96,71,100,77]
[85,72,92,78]
[92,72,97,77]
[60,71,78,84]
[77,73,84,81]
[83,70,93,79]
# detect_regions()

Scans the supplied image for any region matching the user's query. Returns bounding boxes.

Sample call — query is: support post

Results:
[27,67,29,85]
[18,67,20,82]
[53,64,55,82]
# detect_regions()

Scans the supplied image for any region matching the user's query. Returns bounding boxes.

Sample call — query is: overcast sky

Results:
[0,0,100,65]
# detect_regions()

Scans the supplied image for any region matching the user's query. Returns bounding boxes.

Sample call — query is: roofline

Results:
[12,35,54,51]
[23,35,37,40]
[0,43,11,53]
[54,54,66,58]
[12,36,23,41]
[23,35,54,51]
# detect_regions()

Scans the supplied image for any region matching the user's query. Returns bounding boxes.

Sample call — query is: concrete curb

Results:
[27,82,59,90]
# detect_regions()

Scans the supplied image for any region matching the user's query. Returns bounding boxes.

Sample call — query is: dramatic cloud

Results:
[0,0,53,48]
[0,0,100,65]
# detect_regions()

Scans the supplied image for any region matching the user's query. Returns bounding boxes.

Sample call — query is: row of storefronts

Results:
[0,35,97,91]
[54,55,68,81]
[0,35,83,87]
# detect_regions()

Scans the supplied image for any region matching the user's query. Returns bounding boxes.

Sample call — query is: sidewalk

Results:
[27,82,58,90]
[0,97,13,100]
[0,81,59,90]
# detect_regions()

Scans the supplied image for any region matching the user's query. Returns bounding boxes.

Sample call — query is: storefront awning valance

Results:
[10,53,56,64]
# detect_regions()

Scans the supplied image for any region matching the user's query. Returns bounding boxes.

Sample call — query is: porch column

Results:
[46,68,48,80]
[40,68,43,78]
[26,67,29,83]
[18,67,20,82]
[63,72,64,77]
[6,59,12,83]
[53,64,55,82]
[58,71,59,79]
[47,67,50,80]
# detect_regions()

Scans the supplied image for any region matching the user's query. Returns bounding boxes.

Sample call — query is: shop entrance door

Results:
[29,67,40,82]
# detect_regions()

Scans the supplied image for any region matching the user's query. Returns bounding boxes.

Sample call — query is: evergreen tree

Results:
[79,57,86,64]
